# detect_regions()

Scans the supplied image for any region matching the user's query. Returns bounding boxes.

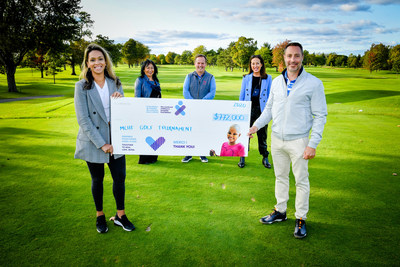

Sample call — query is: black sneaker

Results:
[96,215,108,233]
[200,156,208,163]
[294,218,307,239]
[259,209,287,224]
[114,213,135,231]
[181,156,192,163]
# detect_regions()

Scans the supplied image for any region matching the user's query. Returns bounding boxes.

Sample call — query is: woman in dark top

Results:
[134,59,161,164]
[239,55,272,168]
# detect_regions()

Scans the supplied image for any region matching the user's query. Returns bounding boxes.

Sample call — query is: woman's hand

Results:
[101,144,114,155]
[111,92,123,98]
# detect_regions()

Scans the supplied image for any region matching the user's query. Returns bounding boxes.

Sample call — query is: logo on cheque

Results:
[175,101,186,116]
[146,136,166,151]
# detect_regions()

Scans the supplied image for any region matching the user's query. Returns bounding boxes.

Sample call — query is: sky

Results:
[81,0,400,56]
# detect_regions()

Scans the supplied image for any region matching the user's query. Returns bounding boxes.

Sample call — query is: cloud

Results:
[374,27,400,34]
[246,0,357,9]
[190,7,333,25]
[339,20,379,31]
[339,3,371,11]
[133,30,230,42]
[366,0,400,4]
[277,27,340,36]
[244,0,400,11]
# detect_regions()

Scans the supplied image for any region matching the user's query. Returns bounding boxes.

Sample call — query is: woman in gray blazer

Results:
[74,43,135,233]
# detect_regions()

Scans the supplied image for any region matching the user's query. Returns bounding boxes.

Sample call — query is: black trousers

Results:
[86,155,126,211]
[138,155,158,164]
[250,107,269,158]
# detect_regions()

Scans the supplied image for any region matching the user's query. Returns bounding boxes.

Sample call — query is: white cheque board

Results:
[111,98,251,156]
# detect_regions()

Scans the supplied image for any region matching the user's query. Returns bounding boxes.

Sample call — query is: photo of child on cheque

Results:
[210,124,245,157]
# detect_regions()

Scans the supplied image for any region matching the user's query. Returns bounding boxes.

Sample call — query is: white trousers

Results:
[271,134,310,220]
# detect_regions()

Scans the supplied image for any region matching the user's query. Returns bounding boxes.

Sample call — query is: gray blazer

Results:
[74,77,124,163]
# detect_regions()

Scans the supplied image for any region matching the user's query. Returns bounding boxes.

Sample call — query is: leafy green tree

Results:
[272,40,290,72]
[373,43,390,70]
[326,53,337,66]
[389,44,400,73]
[348,54,359,68]
[174,54,181,65]
[192,45,207,62]
[44,49,63,84]
[315,53,327,66]
[24,48,49,78]
[122,39,137,68]
[255,42,272,68]
[149,54,157,63]
[180,50,193,65]
[217,42,236,72]
[364,43,390,72]
[308,53,317,66]
[165,52,177,64]
[94,35,123,67]
[335,55,348,67]
[206,49,217,66]
[231,37,258,72]
[122,39,150,67]
[364,50,377,73]
[157,54,165,65]
[303,50,310,66]
[136,42,150,66]
[64,11,93,75]
[66,38,90,75]
[0,0,82,92]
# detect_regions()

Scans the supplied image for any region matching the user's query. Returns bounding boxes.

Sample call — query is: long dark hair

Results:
[140,59,159,83]
[80,43,121,90]
[244,55,268,79]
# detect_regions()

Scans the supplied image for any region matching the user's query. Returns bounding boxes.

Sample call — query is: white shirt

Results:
[94,81,110,122]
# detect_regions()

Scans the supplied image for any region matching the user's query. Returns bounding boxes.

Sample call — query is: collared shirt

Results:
[284,71,297,96]
[94,81,110,122]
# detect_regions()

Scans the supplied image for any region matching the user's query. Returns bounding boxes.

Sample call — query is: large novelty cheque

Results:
[111,98,251,156]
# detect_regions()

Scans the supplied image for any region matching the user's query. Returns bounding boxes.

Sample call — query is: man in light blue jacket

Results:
[248,42,327,239]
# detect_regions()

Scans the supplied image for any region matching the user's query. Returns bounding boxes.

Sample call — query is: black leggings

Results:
[250,107,269,158]
[86,155,126,211]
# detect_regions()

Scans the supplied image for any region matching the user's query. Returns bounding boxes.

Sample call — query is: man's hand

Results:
[247,126,259,139]
[303,146,316,160]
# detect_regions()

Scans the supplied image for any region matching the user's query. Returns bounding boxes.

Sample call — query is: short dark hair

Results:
[195,54,207,63]
[284,42,303,55]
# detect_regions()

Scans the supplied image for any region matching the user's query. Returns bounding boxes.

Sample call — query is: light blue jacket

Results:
[134,76,160,98]
[74,77,124,163]
[253,69,327,149]
[239,73,272,112]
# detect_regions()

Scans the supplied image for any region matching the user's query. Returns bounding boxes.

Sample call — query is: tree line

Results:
[1,0,400,93]
[153,39,400,75]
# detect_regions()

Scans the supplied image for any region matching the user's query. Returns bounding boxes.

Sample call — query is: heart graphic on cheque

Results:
[145,136,166,151]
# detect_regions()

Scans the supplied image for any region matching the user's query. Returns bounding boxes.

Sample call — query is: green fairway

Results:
[0,65,399,266]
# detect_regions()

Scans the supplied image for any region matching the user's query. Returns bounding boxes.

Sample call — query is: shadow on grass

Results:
[326,89,400,104]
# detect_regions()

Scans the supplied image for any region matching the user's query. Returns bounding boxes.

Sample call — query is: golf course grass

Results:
[0,65,399,266]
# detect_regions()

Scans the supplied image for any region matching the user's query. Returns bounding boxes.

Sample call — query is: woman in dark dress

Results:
[238,55,272,168]
[134,59,161,164]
